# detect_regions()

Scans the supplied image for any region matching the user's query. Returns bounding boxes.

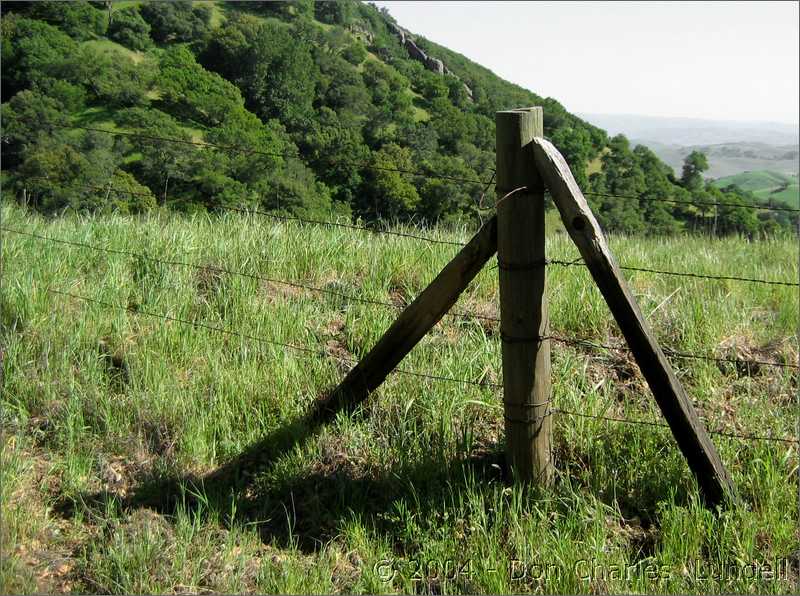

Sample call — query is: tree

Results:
[359,144,420,220]
[250,0,314,20]
[239,21,318,127]
[109,169,157,213]
[416,154,476,223]
[28,0,107,40]
[139,1,211,44]
[1,15,78,99]
[30,78,86,112]
[114,108,196,205]
[298,107,370,205]
[596,135,647,233]
[157,45,245,126]
[681,150,709,191]
[341,42,367,66]
[12,129,123,213]
[1,89,70,170]
[108,6,152,51]
[314,0,355,25]
[58,45,155,107]
[205,109,289,175]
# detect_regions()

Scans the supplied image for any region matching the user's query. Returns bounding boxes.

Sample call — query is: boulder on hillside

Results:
[426,56,444,75]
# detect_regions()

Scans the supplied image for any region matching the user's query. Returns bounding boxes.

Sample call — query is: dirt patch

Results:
[98,338,131,388]
[195,264,225,299]
[458,298,500,336]
[1,445,80,594]
[261,280,305,304]
[388,286,408,309]
[717,335,798,378]
[572,338,649,408]
[138,415,180,462]
[319,316,355,374]
[313,430,366,477]
[605,514,659,561]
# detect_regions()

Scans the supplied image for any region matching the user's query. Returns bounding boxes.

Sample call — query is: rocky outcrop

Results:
[387,21,472,101]
[426,56,444,75]
[347,23,374,44]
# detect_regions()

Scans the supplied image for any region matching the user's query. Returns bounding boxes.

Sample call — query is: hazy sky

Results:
[373,1,799,124]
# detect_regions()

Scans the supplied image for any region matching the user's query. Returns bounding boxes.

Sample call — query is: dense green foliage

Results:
[1,0,795,235]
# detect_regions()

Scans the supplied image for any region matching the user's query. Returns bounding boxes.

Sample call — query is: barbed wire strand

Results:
[46,288,800,444]
[218,205,467,247]
[584,190,800,215]
[20,177,468,248]
[40,287,800,446]
[2,226,494,321]
[16,177,799,287]
[544,334,798,370]
[549,258,799,288]
[551,407,798,445]
[6,226,796,369]
[45,287,498,388]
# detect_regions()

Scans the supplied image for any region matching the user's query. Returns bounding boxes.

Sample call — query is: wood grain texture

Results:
[531,136,736,507]
[496,108,552,484]
[322,216,498,417]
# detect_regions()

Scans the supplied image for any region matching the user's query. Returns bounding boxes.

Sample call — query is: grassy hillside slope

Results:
[2,203,797,593]
[713,170,800,208]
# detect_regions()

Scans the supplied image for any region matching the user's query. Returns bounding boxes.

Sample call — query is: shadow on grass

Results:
[53,388,697,554]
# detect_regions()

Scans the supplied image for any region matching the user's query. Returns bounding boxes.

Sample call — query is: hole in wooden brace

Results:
[572,216,586,230]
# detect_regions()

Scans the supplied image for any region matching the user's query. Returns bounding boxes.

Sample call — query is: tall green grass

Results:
[1,203,797,594]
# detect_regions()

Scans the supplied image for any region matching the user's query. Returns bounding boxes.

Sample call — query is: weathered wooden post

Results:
[496,107,552,484]
[531,136,736,507]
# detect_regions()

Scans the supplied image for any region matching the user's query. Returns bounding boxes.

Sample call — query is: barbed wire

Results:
[543,334,798,371]
[549,258,799,288]
[1,226,494,321]
[20,178,468,248]
[551,407,799,445]
[44,287,498,389]
[38,287,800,446]
[22,177,794,287]
[217,205,467,247]
[6,226,796,370]
[584,190,800,214]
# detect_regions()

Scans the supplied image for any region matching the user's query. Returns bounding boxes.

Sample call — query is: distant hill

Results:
[579,112,799,146]
[712,170,799,209]
[579,113,799,180]
[630,140,799,179]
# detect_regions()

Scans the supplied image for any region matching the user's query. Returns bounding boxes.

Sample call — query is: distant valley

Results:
[626,139,798,179]
[580,112,799,178]
[579,113,799,208]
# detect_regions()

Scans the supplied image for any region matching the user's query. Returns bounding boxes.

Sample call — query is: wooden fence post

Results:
[496,107,552,485]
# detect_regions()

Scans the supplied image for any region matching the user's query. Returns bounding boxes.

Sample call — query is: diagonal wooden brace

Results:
[320,216,498,419]
[531,137,736,508]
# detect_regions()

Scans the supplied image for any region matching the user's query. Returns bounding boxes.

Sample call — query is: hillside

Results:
[712,170,800,208]
[2,202,797,593]
[0,0,796,237]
